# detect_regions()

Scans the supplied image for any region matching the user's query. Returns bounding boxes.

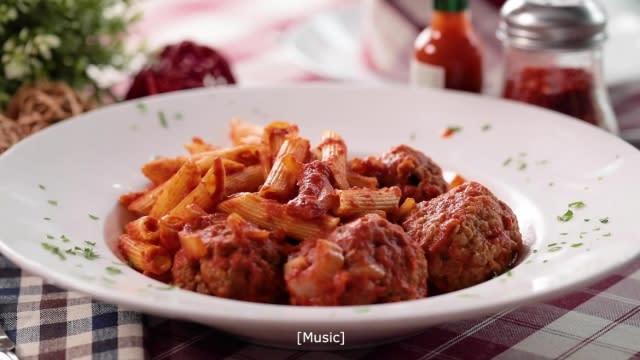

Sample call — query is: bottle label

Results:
[410,59,445,88]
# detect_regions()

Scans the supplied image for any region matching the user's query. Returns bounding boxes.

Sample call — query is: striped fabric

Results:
[1,0,640,359]
[0,257,143,360]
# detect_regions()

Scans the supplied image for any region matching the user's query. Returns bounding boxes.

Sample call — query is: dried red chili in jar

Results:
[126,41,236,100]
[503,67,598,126]
[497,0,618,134]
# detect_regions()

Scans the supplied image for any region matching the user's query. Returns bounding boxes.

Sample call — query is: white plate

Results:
[283,3,640,86]
[1,85,639,349]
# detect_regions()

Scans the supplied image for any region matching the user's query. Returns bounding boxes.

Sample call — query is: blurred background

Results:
[2,0,640,152]
[127,0,640,139]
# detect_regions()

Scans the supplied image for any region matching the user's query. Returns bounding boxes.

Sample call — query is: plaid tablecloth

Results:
[2,0,640,359]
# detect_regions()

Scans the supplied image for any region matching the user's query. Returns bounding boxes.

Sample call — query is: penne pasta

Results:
[218,193,339,240]
[127,184,165,215]
[119,189,147,208]
[118,234,172,275]
[393,197,417,221]
[143,156,244,185]
[125,216,160,243]
[178,230,208,260]
[142,156,186,185]
[261,121,299,171]
[185,136,217,154]
[150,160,200,219]
[158,215,185,253]
[319,130,349,189]
[334,186,402,217]
[179,203,210,227]
[193,144,261,170]
[286,161,339,220]
[168,157,225,220]
[224,164,266,195]
[449,174,466,189]
[230,118,263,146]
[259,137,309,200]
[347,171,379,189]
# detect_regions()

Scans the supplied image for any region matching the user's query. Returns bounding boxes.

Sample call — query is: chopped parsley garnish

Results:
[543,259,548,263]
[506,270,513,277]
[83,248,99,260]
[106,266,122,275]
[571,243,584,248]
[47,200,58,206]
[518,162,527,171]
[568,201,586,209]
[599,217,609,224]
[561,241,567,244]
[503,157,512,166]
[548,246,562,252]
[481,124,491,131]
[89,214,99,220]
[60,235,70,243]
[63,246,98,259]
[579,232,587,239]
[151,284,177,291]
[548,182,555,187]
[174,112,183,120]
[46,234,54,239]
[547,243,557,247]
[38,184,46,190]
[111,261,126,267]
[136,103,147,113]
[43,217,51,221]
[557,209,574,222]
[84,241,96,247]
[158,111,168,128]
[602,232,612,237]
[593,227,600,231]
[42,242,65,260]
[533,249,538,253]
[447,126,462,133]
[584,218,590,222]
[560,232,568,236]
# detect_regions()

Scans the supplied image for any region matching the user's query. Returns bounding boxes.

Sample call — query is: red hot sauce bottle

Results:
[411,0,483,93]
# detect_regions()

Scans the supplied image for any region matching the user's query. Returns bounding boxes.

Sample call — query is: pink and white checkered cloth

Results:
[2,1,640,359]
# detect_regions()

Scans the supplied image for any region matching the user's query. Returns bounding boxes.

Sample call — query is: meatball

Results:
[351,145,448,202]
[171,213,285,303]
[402,181,522,293]
[285,213,428,305]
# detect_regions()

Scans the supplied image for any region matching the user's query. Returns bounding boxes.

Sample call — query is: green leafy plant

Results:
[0,0,140,105]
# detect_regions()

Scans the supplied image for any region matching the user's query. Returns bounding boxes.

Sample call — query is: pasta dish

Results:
[117,119,523,305]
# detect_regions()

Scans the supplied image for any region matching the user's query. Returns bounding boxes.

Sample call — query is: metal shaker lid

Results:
[497,0,607,50]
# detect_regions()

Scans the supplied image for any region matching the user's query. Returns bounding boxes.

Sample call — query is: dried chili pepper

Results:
[503,67,598,126]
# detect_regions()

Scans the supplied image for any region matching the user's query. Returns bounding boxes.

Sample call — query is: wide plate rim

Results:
[1,84,639,327]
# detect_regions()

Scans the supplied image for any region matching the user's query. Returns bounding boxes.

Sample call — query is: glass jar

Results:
[497,0,618,134]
